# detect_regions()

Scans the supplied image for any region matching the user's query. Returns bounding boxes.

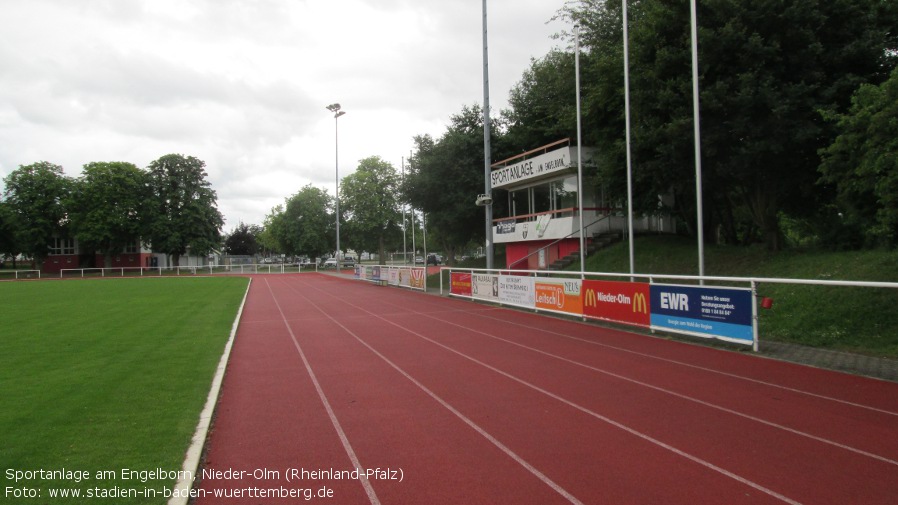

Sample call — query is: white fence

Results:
[0,269,42,280]
[58,263,319,278]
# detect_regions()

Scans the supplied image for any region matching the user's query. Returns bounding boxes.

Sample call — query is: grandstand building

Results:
[491,139,675,270]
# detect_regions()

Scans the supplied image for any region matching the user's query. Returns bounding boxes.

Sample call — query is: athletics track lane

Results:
[195,273,898,504]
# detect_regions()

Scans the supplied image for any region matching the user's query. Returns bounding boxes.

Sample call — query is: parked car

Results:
[323,258,338,268]
[426,254,442,265]
[414,256,424,265]
[342,256,356,267]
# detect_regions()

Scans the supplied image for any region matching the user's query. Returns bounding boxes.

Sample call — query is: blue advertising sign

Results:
[649,284,754,344]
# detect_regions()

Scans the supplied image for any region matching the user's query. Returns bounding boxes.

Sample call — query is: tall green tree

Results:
[404,105,497,264]
[263,185,333,259]
[0,200,20,265]
[145,154,224,266]
[340,156,401,261]
[258,204,285,255]
[1,161,71,268]
[223,222,262,256]
[820,64,898,247]
[504,50,578,152]
[68,161,148,268]
[557,0,898,250]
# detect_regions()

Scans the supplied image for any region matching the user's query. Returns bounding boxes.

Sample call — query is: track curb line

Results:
[167,277,252,505]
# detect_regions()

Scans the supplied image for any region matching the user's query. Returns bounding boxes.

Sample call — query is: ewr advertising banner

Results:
[649,284,753,344]
[582,280,651,327]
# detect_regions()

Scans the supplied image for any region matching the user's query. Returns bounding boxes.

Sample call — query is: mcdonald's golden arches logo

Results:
[632,292,648,314]
[584,289,598,307]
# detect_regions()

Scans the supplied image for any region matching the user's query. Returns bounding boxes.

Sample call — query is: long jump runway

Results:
[194,273,898,504]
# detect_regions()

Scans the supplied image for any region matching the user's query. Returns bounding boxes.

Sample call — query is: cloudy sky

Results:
[0,0,568,228]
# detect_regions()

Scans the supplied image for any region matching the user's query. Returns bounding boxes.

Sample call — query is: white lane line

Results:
[263,278,381,505]
[468,310,898,417]
[287,277,584,505]
[296,279,801,505]
[412,309,898,467]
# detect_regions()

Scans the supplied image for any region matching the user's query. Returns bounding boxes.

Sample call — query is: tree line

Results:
[5,1,896,269]
[0,155,223,268]
[404,0,898,254]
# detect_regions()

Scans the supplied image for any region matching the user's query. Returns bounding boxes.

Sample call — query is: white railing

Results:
[439,267,898,352]
[0,269,41,280]
[58,263,319,278]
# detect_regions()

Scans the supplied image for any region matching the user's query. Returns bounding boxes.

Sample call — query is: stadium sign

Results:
[491,146,572,189]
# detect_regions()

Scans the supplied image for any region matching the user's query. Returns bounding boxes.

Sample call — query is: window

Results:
[49,237,75,255]
[553,176,579,210]
[501,175,592,221]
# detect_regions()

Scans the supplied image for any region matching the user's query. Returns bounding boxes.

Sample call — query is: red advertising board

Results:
[582,280,650,327]
[450,272,472,296]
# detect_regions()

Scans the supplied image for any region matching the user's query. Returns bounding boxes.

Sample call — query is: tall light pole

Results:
[622,0,635,280]
[482,0,494,270]
[690,0,706,283]
[326,103,345,267]
[574,24,585,277]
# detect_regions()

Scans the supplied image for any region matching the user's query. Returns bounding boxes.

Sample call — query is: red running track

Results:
[194,273,898,504]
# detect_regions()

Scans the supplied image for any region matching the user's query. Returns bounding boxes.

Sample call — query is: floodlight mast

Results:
[326,103,345,268]
[481,0,494,270]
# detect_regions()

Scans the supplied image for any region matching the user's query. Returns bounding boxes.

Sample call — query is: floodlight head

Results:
[326,103,341,113]
[475,194,493,206]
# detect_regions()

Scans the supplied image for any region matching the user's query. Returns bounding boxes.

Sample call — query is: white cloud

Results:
[0,0,565,228]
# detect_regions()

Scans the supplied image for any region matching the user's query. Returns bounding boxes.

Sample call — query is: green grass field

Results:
[0,276,249,504]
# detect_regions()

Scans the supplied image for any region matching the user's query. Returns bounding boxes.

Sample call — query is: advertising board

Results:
[534,278,582,315]
[581,280,651,327]
[409,268,426,290]
[649,284,753,344]
[498,275,535,308]
[450,272,472,297]
[472,273,499,301]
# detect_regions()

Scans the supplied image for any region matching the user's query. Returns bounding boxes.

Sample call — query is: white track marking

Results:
[470,310,898,417]
[283,277,584,504]
[410,309,898,467]
[383,291,898,417]
[263,279,381,505]
[292,277,802,505]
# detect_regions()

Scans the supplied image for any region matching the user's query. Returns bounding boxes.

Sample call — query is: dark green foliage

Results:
[820,66,898,247]
[263,184,334,258]
[145,154,224,266]
[223,222,262,256]
[68,161,148,268]
[539,0,898,250]
[1,161,71,266]
[404,105,501,263]
[340,156,402,261]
